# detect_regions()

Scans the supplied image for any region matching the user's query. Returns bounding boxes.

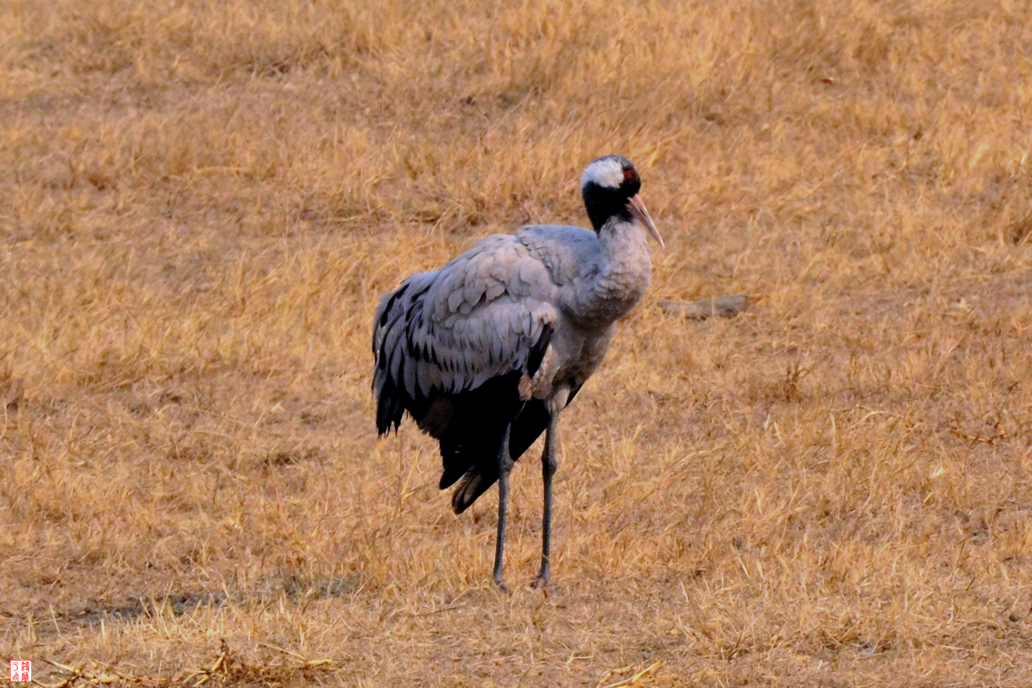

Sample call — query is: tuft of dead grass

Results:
[38,640,334,688]
[3,0,1032,685]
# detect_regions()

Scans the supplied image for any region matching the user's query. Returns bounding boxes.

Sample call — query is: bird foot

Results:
[531,573,551,589]
[493,576,509,593]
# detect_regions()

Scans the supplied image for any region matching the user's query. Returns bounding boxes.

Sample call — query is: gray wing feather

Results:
[416,356,432,396]
[447,287,465,313]
[373,235,560,404]
[403,354,418,398]
[486,280,505,300]
[389,336,405,382]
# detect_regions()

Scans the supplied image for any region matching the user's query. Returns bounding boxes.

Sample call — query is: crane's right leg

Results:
[493,424,514,591]
[532,412,559,588]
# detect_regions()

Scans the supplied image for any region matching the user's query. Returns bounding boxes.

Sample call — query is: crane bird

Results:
[372,155,663,589]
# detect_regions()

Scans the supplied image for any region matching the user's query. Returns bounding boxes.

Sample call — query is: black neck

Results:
[582,182,633,232]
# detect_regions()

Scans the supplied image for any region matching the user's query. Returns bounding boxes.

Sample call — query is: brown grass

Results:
[3,0,1032,685]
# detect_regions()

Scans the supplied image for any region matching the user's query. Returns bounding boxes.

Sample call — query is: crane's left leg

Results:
[532,411,559,588]
[493,423,514,591]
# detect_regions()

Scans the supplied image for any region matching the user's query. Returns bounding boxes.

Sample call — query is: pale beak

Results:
[627,194,664,248]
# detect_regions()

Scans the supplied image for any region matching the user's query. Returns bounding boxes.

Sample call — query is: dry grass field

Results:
[3,0,1032,685]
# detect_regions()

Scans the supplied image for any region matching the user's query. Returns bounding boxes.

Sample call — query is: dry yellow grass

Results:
[3,0,1032,685]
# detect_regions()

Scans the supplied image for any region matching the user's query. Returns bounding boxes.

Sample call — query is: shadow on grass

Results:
[55,572,364,628]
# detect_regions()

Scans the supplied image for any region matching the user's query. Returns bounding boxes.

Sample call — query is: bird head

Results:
[580,155,664,248]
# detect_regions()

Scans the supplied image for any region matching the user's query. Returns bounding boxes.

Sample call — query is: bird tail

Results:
[447,397,555,514]
[452,464,499,514]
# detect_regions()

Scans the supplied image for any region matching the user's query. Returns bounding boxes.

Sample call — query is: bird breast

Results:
[571,223,652,325]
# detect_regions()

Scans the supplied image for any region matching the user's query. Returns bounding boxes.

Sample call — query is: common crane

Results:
[372,155,663,589]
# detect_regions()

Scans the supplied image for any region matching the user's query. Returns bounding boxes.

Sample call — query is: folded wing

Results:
[372,235,561,510]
